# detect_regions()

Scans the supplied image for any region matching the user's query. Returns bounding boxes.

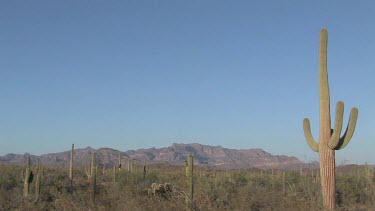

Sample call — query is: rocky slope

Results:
[0,143,309,170]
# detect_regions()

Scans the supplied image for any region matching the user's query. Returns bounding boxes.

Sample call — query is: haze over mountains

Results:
[0,143,315,170]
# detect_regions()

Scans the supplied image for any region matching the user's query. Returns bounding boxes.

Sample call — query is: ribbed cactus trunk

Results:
[23,155,33,198]
[318,29,336,210]
[186,154,194,211]
[319,141,336,210]
[35,159,41,200]
[90,152,97,202]
[69,144,74,186]
[303,28,358,211]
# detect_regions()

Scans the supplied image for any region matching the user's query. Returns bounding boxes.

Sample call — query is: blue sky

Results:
[1,1,374,164]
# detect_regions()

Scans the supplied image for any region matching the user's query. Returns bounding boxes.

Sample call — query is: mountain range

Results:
[0,143,315,170]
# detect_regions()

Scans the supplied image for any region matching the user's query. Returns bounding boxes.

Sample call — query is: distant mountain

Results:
[0,143,313,170]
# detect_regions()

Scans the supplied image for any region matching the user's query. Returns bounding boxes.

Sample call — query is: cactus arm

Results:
[303,118,319,152]
[335,107,358,150]
[328,101,344,149]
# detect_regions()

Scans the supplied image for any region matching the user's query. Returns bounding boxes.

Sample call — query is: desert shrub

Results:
[336,174,375,207]
[195,174,234,210]
[0,164,374,210]
[235,182,282,210]
[0,169,18,190]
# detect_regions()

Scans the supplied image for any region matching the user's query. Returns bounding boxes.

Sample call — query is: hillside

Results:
[0,143,310,169]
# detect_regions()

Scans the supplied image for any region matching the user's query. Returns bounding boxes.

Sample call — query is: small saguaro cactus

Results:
[184,160,188,177]
[69,144,74,186]
[90,152,97,201]
[113,165,116,183]
[143,161,147,180]
[118,151,121,171]
[85,163,92,182]
[35,159,41,200]
[23,155,33,198]
[84,152,97,200]
[303,28,358,211]
[282,171,286,196]
[185,154,194,211]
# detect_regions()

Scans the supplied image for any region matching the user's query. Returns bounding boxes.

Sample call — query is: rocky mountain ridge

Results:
[0,143,312,170]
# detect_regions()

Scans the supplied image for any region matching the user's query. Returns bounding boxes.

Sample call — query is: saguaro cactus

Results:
[23,155,33,198]
[118,151,121,171]
[84,152,97,201]
[186,154,194,211]
[303,28,358,211]
[85,163,92,182]
[184,160,188,177]
[90,152,97,201]
[69,144,74,186]
[113,165,116,183]
[282,171,286,196]
[35,159,41,200]
[143,161,147,180]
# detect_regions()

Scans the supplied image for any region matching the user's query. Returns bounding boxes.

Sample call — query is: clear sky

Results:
[1,1,374,164]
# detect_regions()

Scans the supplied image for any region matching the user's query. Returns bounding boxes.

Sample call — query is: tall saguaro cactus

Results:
[186,154,194,211]
[85,152,97,201]
[90,152,97,202]
[69,144,74,186]
[23,155,33,198]
[35,159,41,200]
[303,28,358,211]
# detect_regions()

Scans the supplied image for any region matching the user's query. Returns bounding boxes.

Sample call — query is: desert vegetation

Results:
[0,160,374,210]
